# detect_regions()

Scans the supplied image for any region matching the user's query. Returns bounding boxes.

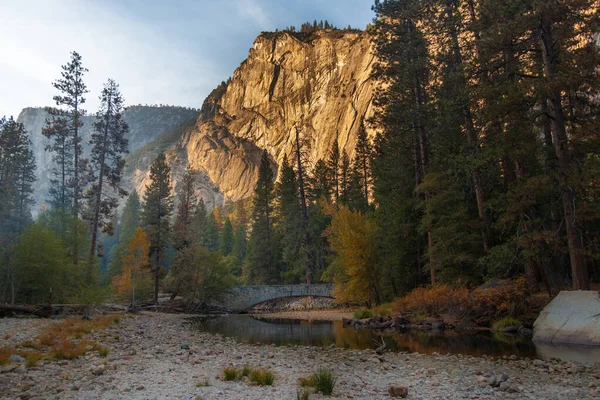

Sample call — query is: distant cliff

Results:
[17,105,199,210]
[127,29,376,204]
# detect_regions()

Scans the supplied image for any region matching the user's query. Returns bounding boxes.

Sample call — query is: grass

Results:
[299,368,336,395]
[196,379,211,387]
[297,389,311,400]
[249,369,275,386]
[353,309,373,319]
[222,365,274,386]
[372,302,393,316]
[491,317,521,331]
[223,367,239,381]
[1,316,119,367]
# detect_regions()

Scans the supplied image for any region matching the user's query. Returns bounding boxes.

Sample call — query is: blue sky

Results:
[0,0,374,119]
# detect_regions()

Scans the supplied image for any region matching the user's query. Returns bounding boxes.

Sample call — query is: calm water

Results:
[189,315,600,363]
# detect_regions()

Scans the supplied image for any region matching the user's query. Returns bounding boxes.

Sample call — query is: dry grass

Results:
[1,315,119,366]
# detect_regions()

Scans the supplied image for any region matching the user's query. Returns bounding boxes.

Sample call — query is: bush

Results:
[372,303,393,316]
[300,368,336,395]
[393,278,528,321]
[353,309,373,319]
[249,368,274,386]
[222,367,239,381]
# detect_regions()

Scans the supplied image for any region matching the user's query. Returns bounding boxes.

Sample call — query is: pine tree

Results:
[219,218,234,256]
[310,159,332,202]
[190,198,207,243]
[0,118,36,247]
[339,150,351,205]
[141,153,174,304]
[43,51,89,263]
[232,225,247,264]
[245,150,278,284]
[326,138,341,202]
[87,79,129,283]
[275,155,302,281]
[202,211,220,251]
[173,169,197,251]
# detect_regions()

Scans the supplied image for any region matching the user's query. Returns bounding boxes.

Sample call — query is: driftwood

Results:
[0,304,53,318]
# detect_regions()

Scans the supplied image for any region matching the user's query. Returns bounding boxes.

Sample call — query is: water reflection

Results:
[189,315,599,362]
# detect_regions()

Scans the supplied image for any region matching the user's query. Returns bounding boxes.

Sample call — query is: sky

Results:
[0,0,374,119]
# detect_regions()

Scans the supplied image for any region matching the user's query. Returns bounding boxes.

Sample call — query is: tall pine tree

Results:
[87,79,129,282]
[141,153,173,304]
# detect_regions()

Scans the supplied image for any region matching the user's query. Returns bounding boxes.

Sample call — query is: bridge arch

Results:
[220,284,334,312]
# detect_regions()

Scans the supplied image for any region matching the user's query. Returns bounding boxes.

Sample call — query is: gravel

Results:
[1,312,599,399]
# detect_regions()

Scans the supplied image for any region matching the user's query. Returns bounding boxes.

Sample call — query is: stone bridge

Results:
[219,284,335,312]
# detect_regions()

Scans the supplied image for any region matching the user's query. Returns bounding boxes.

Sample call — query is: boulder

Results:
[388,385,408,398]
[533,291,600,345]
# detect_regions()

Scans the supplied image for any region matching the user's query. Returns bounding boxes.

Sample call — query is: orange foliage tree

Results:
[325,205,382,306]
[112,227,152,303]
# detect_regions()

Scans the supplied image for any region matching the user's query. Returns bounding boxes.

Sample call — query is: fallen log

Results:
[0,305,53,318]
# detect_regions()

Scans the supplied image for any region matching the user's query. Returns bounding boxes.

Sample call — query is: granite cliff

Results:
[126,29,376,205]
[16,106,199,210]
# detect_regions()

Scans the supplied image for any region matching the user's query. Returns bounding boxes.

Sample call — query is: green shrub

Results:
[196,379,211,387]
[491,317,521,331]
[300,368,336,395]
[249,369,274,386]
[222,367,238,381]
[353,309,373,319]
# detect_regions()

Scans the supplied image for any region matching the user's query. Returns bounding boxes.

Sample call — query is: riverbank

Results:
[250,309,354,321]
[1,312,599,399]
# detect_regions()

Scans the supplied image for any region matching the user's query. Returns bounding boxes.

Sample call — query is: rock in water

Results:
[533,290,600,345]
[388,385,408,398]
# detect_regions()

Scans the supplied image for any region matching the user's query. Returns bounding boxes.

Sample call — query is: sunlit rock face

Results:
[128,29,377,206]
[17,105,199,212]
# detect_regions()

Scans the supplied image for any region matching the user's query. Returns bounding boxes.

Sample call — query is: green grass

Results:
[353,309,373,319]
[299,368,336,395]
[222,367,239,381]
[249,369,275,386]
[492,317,521,331]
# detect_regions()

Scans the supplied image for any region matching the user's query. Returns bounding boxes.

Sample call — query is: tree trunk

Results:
[295,125,313,284]
[89,96,111,284]
[539,16,588,290]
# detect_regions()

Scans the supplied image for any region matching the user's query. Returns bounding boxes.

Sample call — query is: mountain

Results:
[17,105,199,210]
[126,29,376,206]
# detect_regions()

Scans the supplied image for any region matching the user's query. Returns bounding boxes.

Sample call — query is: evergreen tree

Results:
[231,225,247,264]
[190,198,207,243]
[173,169,197,251]
[141,153,174,304]
[310,159,332,202]
[275,155,303,282]
[326,138,341,202]
[202,211,220,251]
[352,122,372,214]
[219,218,234,256]
[42,51,89,263]
[339,150,351,205]
[245,150,278,284]
[0,118,36,248]
[87,79,129,282]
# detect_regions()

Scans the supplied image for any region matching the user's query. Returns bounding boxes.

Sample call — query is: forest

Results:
[1,0,599,310]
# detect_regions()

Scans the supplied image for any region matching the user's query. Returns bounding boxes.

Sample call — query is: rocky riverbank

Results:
[1,312,599,399]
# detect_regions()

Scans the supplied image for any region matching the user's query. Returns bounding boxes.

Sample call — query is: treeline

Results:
[0,52,130,304]
[362,0,600,302]
[125,104,199,112]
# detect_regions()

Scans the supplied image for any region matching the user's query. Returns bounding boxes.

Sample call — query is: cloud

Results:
[237,0,271,30]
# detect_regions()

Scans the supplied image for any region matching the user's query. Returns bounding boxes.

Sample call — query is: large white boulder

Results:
[533,290,600,345]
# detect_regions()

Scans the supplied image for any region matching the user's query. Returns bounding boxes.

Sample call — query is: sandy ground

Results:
[1,312,599,399]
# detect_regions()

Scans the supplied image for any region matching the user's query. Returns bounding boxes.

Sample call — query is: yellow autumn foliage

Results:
[326,205,382,306]
[111,227,153,302]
